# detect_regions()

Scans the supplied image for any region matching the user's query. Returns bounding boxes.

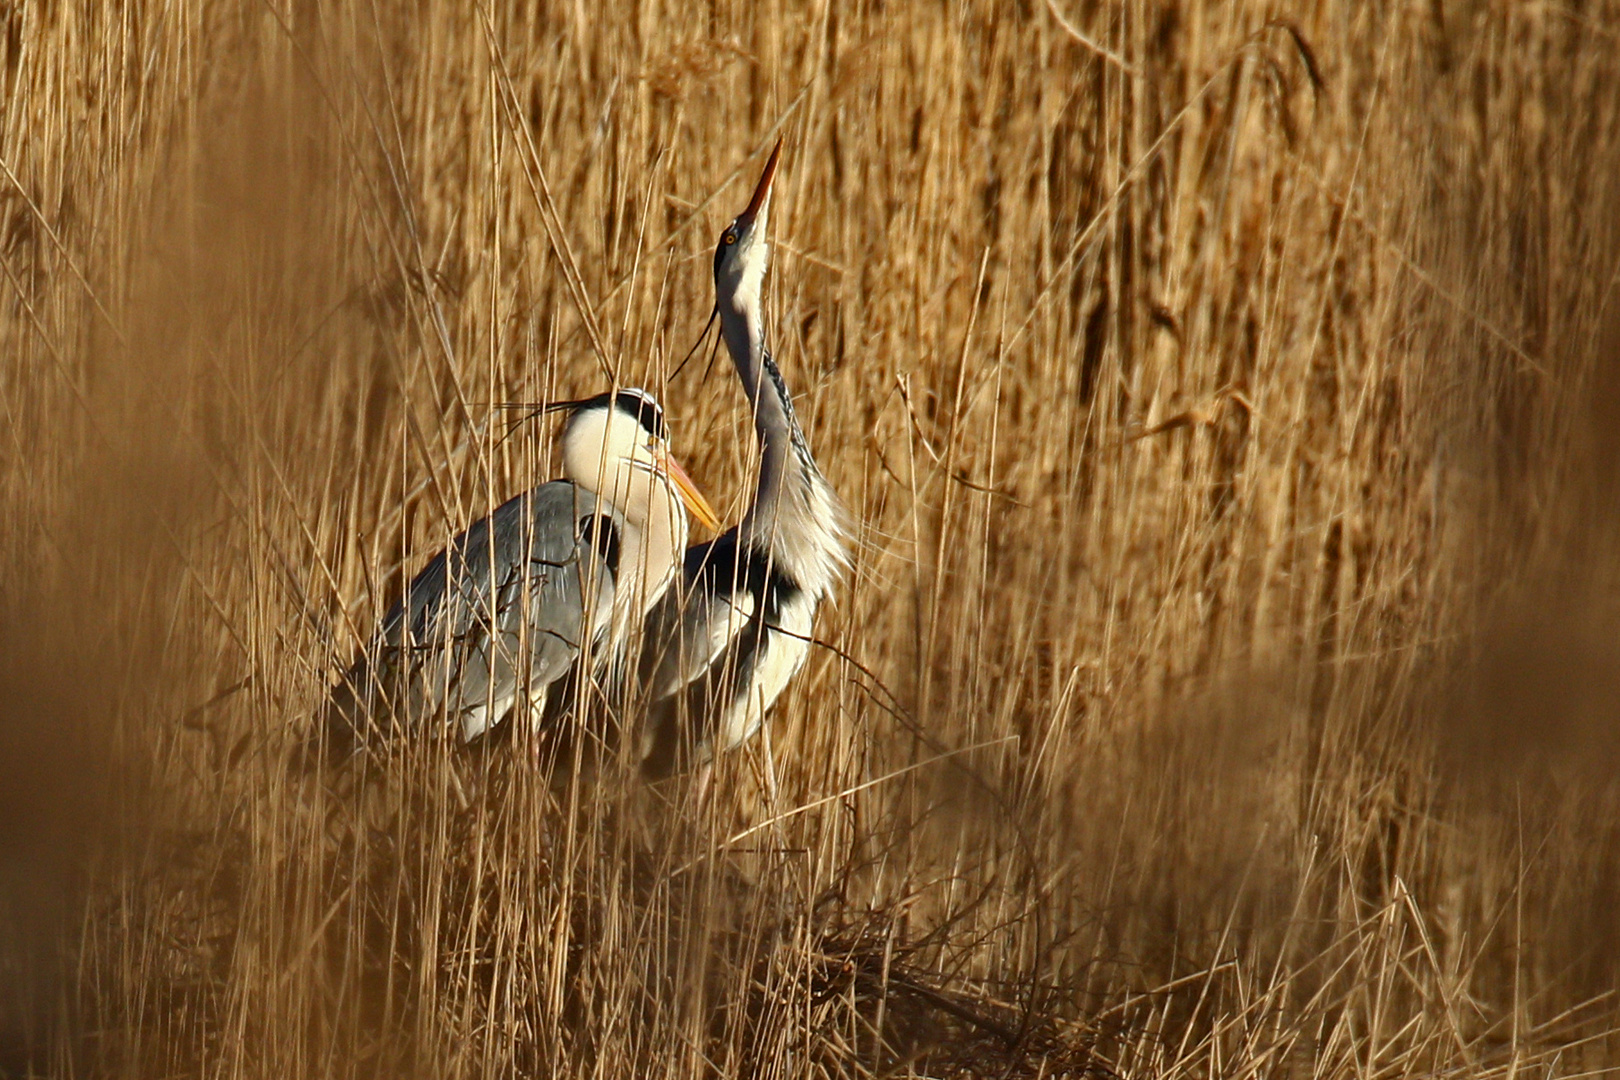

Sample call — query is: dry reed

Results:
[2,1,1619,1076]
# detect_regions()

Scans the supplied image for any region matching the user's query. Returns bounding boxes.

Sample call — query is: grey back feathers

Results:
[325,482,622,748]
[321,388,694,756]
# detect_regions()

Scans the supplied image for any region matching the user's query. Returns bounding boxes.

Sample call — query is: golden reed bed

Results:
[1,2,1618,1076]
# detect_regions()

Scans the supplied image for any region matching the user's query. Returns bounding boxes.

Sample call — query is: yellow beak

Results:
[660,451,721,532]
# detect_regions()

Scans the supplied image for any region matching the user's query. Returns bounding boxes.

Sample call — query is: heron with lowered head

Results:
[324,389,720,755]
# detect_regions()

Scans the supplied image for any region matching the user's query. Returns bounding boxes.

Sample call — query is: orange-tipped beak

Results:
[737,139,782,226]
[661,451,721,532]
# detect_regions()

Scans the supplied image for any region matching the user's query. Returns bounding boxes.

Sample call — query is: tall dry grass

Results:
[2,0,1619,1076]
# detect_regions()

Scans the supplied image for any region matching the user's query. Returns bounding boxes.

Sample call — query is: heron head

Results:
[713,140,781,322]
[559,390,719,531]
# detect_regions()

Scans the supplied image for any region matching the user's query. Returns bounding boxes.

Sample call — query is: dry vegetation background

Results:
[2,0,1620,1076]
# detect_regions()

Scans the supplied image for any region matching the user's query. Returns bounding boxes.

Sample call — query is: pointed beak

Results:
[736,139,782,229]
[659,451,721,531]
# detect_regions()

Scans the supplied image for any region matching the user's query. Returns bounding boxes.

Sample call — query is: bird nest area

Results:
[6,2,1620,1079]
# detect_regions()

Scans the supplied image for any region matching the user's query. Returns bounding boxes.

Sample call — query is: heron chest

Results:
[713,586,818,752]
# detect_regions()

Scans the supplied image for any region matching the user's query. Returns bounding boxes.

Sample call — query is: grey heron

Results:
[324,389,721,756]
[641,143,851,775]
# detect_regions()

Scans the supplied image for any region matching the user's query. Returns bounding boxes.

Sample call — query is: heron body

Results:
[325,389,719,753]
[642,144,850,772]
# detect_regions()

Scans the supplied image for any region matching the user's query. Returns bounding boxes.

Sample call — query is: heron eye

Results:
[723,232,736,245]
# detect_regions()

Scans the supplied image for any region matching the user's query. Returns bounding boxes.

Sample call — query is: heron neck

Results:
[719,299,844,597]
[609,479,686,654]
[633,482,686,613]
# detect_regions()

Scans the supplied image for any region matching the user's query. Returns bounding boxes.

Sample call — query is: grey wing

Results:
[639,609,763,779]
[326,481,621,746]
[637,534,758,774]
[640,532,756,703]
[643,578,755,703]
